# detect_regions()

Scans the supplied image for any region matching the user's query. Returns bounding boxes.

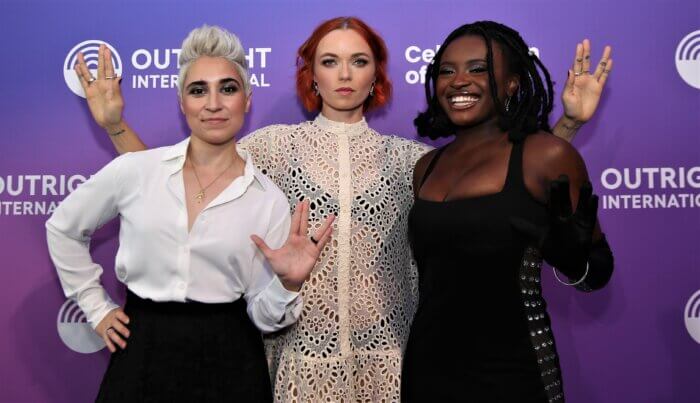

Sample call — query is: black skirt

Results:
[96,289,272,403]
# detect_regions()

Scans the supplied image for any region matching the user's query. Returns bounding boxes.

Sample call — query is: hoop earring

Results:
[313,81,320,96]
[369,82,375,97]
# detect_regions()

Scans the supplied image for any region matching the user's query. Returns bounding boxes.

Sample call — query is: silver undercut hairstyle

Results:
[177,25,250,97]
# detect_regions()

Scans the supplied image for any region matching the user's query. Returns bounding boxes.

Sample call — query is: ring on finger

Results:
[87,77,96,84]
[105,76,117,80]
[574,71,583,76]
[600,60,608,66]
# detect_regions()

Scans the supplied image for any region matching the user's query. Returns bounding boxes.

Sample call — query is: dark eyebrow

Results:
[439,58,487,66]
[319,52,371,59]
[186,80,207,90]
[186,77,241,90]
[219,77,240,86]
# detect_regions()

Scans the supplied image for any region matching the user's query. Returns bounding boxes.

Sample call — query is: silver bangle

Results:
[552,262,589,286]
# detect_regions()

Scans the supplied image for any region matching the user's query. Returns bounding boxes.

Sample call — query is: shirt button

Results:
[116,268,127,280]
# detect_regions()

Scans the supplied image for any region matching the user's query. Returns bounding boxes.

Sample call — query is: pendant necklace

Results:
[188,154,236,203]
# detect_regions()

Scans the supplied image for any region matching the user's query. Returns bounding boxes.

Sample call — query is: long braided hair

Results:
[415,21,554,142]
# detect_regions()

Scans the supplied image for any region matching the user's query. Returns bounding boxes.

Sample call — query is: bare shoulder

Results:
[523,131,587,182]
[524,131,582,163]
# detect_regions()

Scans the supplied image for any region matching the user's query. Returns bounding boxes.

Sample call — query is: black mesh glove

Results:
[511,175,598,282]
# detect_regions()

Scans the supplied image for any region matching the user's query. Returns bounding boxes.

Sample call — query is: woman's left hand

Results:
[251,200,335,292]
[510,175,598,270]
[561,39,613,125]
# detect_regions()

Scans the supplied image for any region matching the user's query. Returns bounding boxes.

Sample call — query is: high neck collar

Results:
[313,113,369,136]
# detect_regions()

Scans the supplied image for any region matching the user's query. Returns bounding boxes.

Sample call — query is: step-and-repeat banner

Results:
[1,0,698,401]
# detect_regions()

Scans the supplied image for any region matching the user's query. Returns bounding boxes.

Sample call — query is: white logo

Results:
[685,289,700,344]
[675,30,700,89]
[403,44,540,85]
[64,40,122,98]
[56,299,105,353]
[599,166,700,210]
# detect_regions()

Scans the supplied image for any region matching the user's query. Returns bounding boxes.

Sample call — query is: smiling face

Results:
[313,28,376,121]
[435,35,518,128]
[180,56,250,145]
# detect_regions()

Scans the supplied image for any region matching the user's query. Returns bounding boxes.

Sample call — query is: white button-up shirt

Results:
[47,137,301,333]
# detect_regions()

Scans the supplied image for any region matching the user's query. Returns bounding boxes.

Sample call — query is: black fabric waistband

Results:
[125,288,246,315]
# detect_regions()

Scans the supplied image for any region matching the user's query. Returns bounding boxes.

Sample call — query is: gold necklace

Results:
[188,154,236,203]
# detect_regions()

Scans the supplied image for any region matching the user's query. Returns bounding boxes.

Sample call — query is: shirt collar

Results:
[161,137,190,162]
[161,136,267,192]
[313,113,369,137]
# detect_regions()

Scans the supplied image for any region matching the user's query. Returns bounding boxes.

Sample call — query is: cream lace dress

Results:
[239,114,432,402]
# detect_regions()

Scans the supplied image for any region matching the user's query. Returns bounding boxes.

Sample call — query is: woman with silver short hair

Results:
[48,25,333,402]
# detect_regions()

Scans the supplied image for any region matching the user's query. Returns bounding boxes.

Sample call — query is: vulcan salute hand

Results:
[560,39,613,126]
[74,44,125,134]
[251,201,335,292]
[540,176,598,271]
[511,175,598,273]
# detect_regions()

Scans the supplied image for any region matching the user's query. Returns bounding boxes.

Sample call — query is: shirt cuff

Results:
[79,288,120,329]
[265,275,301,306]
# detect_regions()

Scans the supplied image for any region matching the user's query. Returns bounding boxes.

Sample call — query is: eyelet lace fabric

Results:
[239,114,432,402]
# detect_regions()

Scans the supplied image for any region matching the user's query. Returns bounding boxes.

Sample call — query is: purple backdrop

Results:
[1,0,698,401]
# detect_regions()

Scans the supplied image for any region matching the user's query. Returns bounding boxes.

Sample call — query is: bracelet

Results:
[552,261,589,286]
[561,121,584,131]
[108,128,126,136]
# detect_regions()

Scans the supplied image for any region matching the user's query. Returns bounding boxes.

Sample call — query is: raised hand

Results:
[95,307,131,353]
[541,175,598,270]
[74,44,125,133]
[561,39,613,125]
[510,175,598,272]
[251,201,335,292]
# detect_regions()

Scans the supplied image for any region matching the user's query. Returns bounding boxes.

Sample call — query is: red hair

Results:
[296,17,392,112]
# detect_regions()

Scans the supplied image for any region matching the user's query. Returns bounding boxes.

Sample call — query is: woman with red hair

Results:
[80,16,610,401]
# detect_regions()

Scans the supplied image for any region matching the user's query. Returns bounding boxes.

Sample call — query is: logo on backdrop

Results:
[130,47,271,89]
[57,299,105,353]
[403,44,540,85]
[64,40,123,98]
[65,40,271,92]
[598,167,700,210]
[0,174,87,216]
[684,289,700,344]
[675,30,700,89]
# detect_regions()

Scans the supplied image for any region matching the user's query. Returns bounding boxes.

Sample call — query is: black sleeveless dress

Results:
[401,142,565,403]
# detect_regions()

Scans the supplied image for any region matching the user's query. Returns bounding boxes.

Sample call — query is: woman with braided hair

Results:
[402,21,614,402]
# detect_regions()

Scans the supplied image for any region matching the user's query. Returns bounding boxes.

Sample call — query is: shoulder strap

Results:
[418,146,448,191]
[503,141,525,192]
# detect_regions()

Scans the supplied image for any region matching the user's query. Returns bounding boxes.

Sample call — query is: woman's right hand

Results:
[95,307,131,353]
[251,201,335,292]
[75,44,125,133]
